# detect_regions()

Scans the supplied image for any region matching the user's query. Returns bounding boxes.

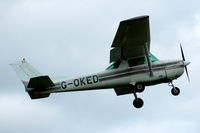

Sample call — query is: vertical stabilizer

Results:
[10,59,52,99]
[10,59,42,82]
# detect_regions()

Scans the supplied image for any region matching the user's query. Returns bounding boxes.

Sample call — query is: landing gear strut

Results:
[169,82,180,96]
[131,84,144,108]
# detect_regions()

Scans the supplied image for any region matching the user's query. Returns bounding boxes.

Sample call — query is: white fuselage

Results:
[39,60,185,94]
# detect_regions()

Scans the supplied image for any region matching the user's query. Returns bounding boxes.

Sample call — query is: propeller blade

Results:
[180,44,190,82]
[180,43,185,61]
[185,66,190,82]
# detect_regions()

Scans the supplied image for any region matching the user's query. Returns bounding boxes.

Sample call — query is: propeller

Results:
[180,43,190,82]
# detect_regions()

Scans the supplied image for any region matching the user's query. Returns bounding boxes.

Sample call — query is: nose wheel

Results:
[171,87,180,96]
[169,82,180,96]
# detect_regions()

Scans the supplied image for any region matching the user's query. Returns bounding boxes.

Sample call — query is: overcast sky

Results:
[1,0,200,133]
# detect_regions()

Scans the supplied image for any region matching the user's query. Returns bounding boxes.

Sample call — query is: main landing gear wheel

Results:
[171,87,180,96]
[135,83,145,93]
[130,84,144,108]
[133,98,144,108]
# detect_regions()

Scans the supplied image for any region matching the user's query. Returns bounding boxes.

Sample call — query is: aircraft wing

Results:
[110,16,150,63]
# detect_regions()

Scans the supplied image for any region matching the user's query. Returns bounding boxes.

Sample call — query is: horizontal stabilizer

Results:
[27,76,55,99]
[27,76,55,91]
[28,92,50,99]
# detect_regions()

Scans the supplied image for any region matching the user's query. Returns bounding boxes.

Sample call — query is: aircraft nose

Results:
[183,61,190,66]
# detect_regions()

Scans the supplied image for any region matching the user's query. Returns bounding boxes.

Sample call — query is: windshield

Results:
[149,53,159,62]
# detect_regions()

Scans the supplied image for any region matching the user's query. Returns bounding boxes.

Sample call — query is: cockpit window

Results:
[128,53,159,67]
[128,57,145,67]
[106,53,159,69]
[106,61,121,70]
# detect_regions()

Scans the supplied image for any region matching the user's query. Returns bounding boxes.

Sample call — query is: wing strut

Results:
[144,43,153,76]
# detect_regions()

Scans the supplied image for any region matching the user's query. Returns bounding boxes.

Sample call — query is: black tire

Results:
[171,87,180,96]
[133,98,144,108]
[135,83,145,93]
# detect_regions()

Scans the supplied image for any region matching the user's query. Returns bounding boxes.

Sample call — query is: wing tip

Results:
[121,15,149,23]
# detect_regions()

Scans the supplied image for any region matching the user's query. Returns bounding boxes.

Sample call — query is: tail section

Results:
[10,59,54,99]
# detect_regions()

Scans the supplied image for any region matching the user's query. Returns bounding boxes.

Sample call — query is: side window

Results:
[128,57,145,67]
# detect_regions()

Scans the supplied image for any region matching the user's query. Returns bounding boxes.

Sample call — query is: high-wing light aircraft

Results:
[11,16,190,108]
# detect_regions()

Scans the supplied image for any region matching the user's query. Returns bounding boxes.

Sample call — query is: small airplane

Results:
[11,16,190,108]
